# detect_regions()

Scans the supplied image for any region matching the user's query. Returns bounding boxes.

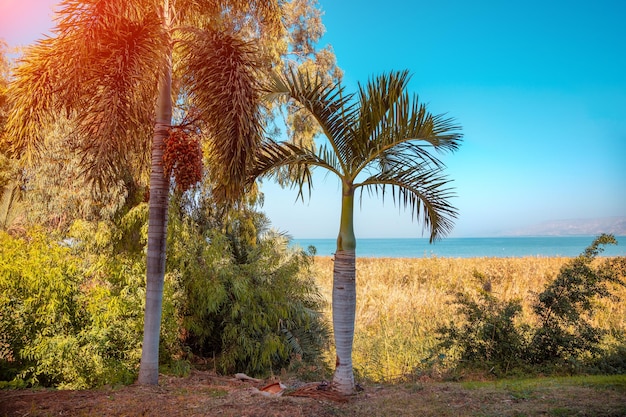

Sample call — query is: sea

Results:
[290,236,626,258]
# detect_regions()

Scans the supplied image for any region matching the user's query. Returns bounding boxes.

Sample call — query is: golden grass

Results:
[311,256,626,382]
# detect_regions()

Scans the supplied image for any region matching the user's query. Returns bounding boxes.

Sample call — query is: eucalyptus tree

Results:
[252,69,463,394]
[2,0,285,385]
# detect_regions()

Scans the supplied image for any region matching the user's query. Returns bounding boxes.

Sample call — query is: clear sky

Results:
[1,0,625,238]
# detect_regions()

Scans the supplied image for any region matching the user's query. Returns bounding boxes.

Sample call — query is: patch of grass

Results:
[205,387,228,398]
[564,374,626,391]
[462,374,626,393]
[160,359,191,377]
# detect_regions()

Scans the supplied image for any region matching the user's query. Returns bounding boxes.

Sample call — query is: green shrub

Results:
[436,234,625,376]
[436,271,528,375]
[68,209,182,383]
[528,234,625,366]
[0,208,179,388]
[169,207,330,377]
[0,229,83,386]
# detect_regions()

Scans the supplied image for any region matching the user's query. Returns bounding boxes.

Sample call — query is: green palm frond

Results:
[268,68,357,171]
[353,70,411,154]
[252,138,340,201]
[179,28,266,203]
[351,71,462,177]
[358,166,458,242]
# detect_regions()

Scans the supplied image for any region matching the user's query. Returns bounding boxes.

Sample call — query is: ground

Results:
[2,371,626,417]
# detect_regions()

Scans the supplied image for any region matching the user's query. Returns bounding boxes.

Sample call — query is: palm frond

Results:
[262,67,462,241]
[251,138,340,201]
[3,39,57,159]
[179,28,266,203]
[268,68,357,172]
[353,70,411,159]
[351,72,462,179]
[5,0,167,187]
[357,166,458,242]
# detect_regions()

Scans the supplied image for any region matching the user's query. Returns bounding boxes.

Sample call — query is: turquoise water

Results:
[291,236,626,258]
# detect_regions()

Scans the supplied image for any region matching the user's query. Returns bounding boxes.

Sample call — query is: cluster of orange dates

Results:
[162,129,203,192]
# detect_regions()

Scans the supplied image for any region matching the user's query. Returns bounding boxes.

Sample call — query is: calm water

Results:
[291,236,626,258]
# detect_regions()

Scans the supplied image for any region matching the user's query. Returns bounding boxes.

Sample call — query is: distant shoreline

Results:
[311,254,623,260]
[293,236,626,259]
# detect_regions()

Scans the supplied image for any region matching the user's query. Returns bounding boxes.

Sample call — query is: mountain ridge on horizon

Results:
[499,216,626,237]
[291,217,626,240]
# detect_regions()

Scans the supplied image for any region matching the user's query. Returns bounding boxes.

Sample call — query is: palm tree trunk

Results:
[332,183,357,394]
[138,13,173,385]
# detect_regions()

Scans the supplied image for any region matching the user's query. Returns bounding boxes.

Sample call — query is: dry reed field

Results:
[311,256,626,382]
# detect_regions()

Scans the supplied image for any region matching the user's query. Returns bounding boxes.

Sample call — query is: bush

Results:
[528,234,625,366]
[0,208,177,389]
[0,229,83,385]
[436,234,626,376]
[169,207,330,377]
[436,271,528,375]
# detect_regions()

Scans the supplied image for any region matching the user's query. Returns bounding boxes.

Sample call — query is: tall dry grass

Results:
[311,256,626,382]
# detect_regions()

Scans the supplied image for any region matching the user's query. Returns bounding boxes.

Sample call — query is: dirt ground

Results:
[1,370,626,417]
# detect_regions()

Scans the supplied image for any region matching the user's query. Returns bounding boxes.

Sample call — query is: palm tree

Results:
[3,0,282,385]
[252,69,463,395]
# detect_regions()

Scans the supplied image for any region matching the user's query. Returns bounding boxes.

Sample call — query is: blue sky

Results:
[2,0,625,238]
[263,0,626,238]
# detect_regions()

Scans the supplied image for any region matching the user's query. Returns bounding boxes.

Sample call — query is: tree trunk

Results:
[331,183,357,395]
[138,17,172,385]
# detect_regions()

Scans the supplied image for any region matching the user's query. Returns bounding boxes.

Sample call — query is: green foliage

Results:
[169,202,330,377]
[0,208,177,389]
[528,234,624,365]
[1,187,328,388]
[20,121,139,233]
[437,235,625,376]
[0,229,82,385]
[436,271,528,375]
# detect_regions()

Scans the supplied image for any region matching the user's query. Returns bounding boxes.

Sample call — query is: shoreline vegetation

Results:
[2,254,625,416]
[311,255,626,382]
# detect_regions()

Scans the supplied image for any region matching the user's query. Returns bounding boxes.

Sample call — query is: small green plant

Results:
[436,271,528,375]
[436,234,625,376]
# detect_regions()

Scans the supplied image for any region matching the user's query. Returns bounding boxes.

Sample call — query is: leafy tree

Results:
[252,69,462,394]
[2,0,285,385]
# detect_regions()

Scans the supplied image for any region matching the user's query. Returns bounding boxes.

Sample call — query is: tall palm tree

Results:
[253,69,463,395]
[3,0,282,385]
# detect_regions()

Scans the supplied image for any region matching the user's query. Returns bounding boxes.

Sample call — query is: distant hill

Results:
[504,217,626,237]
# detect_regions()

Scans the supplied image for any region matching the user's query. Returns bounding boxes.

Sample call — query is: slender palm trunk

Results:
[332,182,357,394]
[138,15,173,385]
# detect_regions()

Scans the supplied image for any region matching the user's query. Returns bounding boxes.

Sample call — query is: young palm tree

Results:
[3,0,282,385]
[253,69,463,395]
